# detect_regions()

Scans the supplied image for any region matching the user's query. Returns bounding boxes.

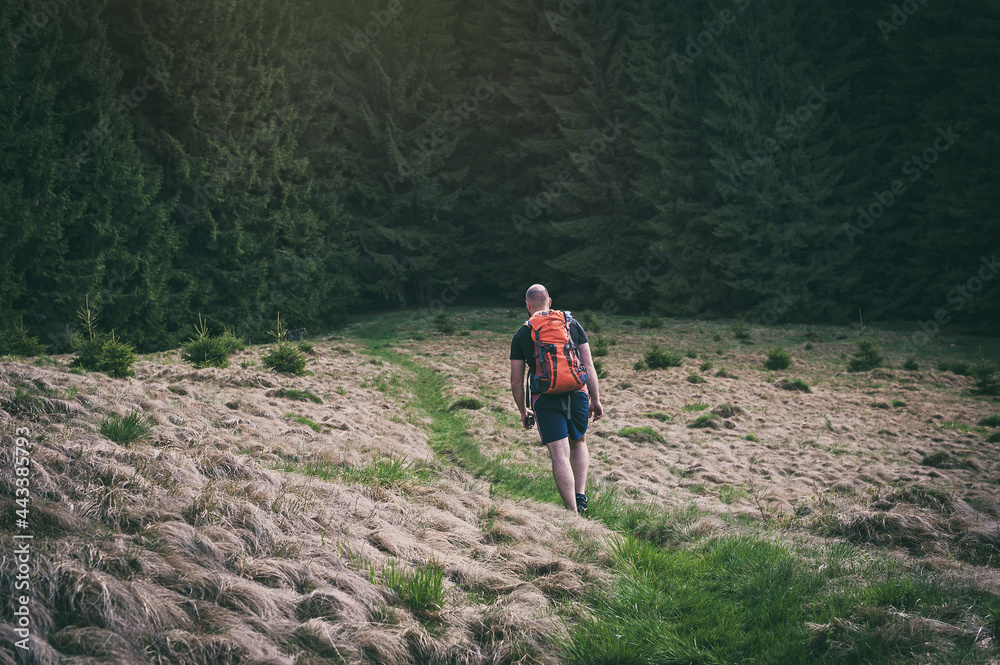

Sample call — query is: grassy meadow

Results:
[1,308,999,664]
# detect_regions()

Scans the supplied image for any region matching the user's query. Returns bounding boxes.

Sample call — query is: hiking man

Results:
[510,284,603,513]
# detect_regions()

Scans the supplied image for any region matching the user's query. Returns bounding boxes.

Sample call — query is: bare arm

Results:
[577,342,604,420]
[510,359,533,428]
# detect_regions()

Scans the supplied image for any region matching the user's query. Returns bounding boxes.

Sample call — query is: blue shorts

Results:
[532,389,590,445]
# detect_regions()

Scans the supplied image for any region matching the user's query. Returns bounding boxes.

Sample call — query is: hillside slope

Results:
[0,336,608,664]
[2,309,1000,664]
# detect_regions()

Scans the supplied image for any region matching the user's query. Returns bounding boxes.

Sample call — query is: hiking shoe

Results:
[576,493,588,513]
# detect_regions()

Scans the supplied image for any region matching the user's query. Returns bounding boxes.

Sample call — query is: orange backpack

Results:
[525,310,589,394]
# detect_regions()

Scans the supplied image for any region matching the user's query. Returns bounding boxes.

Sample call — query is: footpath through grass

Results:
[361,338,562,506]
[352,317,999,665]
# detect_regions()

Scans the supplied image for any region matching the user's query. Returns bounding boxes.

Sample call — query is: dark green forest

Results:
[2,0,997,351]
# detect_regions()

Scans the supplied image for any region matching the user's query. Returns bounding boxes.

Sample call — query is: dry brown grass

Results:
[0,355,601,664]
[3,316,1000,663]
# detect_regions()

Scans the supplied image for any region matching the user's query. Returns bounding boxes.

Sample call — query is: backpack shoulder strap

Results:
[563,311,583,351]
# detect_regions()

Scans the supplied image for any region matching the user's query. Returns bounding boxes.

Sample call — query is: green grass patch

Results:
[712,403,743,418]
[719,483,748,504]
[361,371,402,396]
[3,387,45,416]
[682,402,709,412]
[448,397,483,411]
[382,558,447,616]
[277,454,417,489]
[939,420,990,436]
[340,544,446,616]
[349,457,412,485]
[284,413,323,432]
[688,413,719,428]
[563,534,812,663]
[584,487,701,547]
[100,410,154,446]
[271,388,323,403]
[978,415,1000,427]
[778,378,811,393]
[563,532,997,665]
[744,432,759,442]
[643,412,673,422]
[618,426,663,444]
[920,451,980,471]
[358,339,559,506]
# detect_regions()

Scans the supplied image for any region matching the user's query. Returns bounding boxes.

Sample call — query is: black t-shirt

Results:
[510,312,589,384]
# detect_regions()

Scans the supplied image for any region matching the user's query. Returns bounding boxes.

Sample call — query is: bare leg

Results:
[546,437,577,512]
[569,436,588,495]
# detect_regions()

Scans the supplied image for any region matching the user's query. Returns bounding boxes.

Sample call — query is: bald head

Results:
[525,284,550,314]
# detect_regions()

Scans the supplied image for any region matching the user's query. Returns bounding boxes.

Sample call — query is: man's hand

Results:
[522,409,535,429]
[589,399,604,421]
